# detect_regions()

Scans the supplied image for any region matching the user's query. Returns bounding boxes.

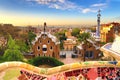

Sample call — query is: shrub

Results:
[28,56,64,67]
[0,56,6,63]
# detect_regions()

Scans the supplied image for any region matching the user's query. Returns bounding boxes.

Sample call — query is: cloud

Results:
[82,8,97,13]
[27,0,77,10]
[91,3,107,7]
[26,0,109,13]
[49,4,60,9]
[58,0,65,3]
[27,0,57,5]
[49,1,77,10]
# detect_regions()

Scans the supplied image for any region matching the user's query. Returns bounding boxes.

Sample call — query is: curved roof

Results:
[32,32,60,45]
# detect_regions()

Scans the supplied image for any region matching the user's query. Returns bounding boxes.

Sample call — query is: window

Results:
[50,46,52,50]
[42,48,47,51]
[37,46,40,51]
[42,44,47,53]
[89,51,93,58]
[85,51,89,58]
[48,40,49,43]
[85,51,94,58]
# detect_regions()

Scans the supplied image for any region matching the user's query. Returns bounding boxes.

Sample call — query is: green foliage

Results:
[28,56,64,67]
[28,32,36,44]
[100,42,106,45]
[54,30,67,50]
[55,30,67,41]
[3,35,24,61]
[16,40,29,52]
[59,36,67,41]
[60,41,64,50]
[4,49,23,61]
[109,37,114,42]
[78,32,91,43]
[0,46,6,56]
[71,28,80,37]
[0,56,6,63]
[7,35,19,49]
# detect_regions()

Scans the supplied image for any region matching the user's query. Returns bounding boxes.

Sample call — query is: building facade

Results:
[63,37,77,51]
[32,23,60,58]
[64,29,77,51]
[100,22,120,42]
[76,40,101,60]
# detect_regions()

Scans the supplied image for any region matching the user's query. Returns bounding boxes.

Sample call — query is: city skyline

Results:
[0,0,120,26]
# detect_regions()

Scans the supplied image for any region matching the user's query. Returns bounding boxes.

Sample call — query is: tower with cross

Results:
[96,9,101,41]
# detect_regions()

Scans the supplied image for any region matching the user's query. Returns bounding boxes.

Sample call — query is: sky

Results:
[0,0,120,26]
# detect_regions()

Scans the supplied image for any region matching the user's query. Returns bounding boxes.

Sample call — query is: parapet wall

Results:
[1,61,120,80]
[0,61,120,75]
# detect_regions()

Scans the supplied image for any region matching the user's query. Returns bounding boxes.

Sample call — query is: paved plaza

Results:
[59,51,82,64]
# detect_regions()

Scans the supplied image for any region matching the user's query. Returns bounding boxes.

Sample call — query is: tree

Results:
[0,46,6,56]
[60,41,64,50]
[71,28,80,37]
[28,32,36,45]
[55,30,67,41]
[54,30,67,50]
[78,32,91,61]
[78,32,91,43]
[3,35,24,61]
[16,40,29,53]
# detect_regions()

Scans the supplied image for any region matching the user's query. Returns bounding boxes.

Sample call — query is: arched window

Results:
[50,46,52,50]
[37,46,40,51]
[48,40,50,43]
[42,44,47,53]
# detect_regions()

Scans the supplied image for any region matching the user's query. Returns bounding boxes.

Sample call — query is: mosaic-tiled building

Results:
[32,22,60,58]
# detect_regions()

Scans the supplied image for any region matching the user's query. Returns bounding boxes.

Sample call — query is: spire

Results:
[44,22,46,32]
[95,9,101,41]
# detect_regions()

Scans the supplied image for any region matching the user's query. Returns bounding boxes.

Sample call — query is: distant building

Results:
[65,28,72,37]
[64,37,77,51]
[100,22,120,42]
[28,26,37,33]
[80,28,91,34]
[64,29,77,50]
[32,22,60,58]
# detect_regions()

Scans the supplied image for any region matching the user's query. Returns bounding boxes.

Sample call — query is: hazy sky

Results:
[0,0,120,26]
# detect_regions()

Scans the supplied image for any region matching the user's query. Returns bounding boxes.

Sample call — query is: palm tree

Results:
[78,32,91,61]
[78,32,90,43]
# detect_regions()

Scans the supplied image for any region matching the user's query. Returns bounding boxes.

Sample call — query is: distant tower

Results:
[96,9,101,41]
[44,22,47,32]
